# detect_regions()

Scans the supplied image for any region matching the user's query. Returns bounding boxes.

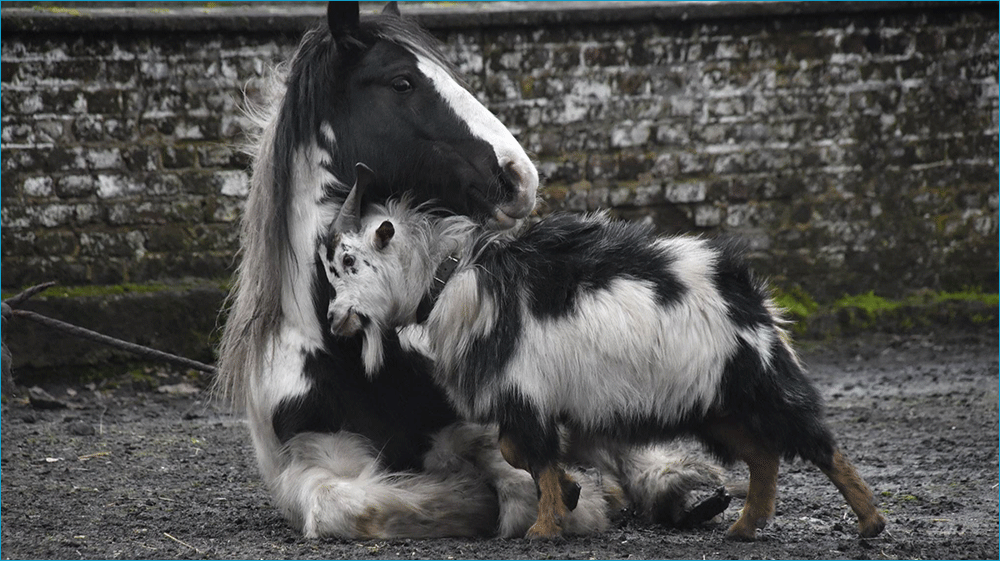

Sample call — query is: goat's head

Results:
[319,164,434,373]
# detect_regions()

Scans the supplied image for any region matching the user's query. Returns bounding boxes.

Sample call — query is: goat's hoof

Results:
[725,520,757,541]
[859,514,887,538]
[560,477,581,512]
[526,520,564,540]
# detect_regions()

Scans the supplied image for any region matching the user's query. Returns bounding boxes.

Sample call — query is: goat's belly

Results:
[507,279,739,428]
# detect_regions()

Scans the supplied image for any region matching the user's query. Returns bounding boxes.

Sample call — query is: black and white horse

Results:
[217,2,725,538]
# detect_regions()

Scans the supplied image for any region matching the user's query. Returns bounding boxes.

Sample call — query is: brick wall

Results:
[2,2,997,302]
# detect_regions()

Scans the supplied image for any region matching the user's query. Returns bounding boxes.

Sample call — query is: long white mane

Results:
[215,62,290,409]
[214,22,471,410]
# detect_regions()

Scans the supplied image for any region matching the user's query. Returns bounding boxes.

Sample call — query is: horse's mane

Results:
[215,12,463,408]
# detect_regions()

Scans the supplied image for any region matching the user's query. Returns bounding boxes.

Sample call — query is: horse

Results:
[216,2,727,538]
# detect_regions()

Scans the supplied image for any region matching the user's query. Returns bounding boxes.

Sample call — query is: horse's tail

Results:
[271,423,627,539]
[271,430,500,538]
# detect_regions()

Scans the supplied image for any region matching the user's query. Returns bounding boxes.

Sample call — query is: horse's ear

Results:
[381,2,401,16]
[327,1,360,39]
[375,220,395,250]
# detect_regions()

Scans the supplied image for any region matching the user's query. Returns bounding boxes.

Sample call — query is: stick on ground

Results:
[3,282,217,376]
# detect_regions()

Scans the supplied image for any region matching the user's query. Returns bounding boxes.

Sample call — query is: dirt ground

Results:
[1,330,997,560]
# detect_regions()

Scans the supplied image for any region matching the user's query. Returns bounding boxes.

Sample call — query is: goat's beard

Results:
[361,322,385,378]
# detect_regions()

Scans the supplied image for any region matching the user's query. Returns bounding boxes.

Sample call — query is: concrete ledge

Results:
[3,284,995,384]
[2,1,990,34]
[5,285,226,383]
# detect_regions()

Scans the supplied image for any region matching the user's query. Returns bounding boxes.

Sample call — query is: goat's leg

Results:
[702,421,780,541]
[498,433,530,472]
[498,434,579,539]
[819,448,886,537]
[529,463,576,539]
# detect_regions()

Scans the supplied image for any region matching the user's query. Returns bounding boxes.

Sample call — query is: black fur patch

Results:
[269,257,458,472]
[494,389,560,470]
[713,336,835,467]
[706,237,773,329]
[271,332,458,472]
[494,214,687,320]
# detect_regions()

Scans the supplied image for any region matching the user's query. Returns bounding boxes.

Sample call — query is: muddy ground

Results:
[1,330,997,560]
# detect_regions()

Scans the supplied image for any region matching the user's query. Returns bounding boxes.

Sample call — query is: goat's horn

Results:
[333,163,375,233]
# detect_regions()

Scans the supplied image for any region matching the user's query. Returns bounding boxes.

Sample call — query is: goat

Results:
[318,165,887,540]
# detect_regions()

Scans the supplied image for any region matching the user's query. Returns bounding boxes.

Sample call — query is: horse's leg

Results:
[567,434,727,526]
[818,448,886,538]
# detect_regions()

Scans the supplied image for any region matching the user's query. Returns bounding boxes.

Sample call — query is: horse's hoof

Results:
[678,486,732,527]
[859,514,887,538]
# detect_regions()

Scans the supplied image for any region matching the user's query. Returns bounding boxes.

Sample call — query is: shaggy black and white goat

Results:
[319,166,887,541]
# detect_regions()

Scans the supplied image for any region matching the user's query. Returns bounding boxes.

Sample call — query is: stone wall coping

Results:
[1,1,987,34]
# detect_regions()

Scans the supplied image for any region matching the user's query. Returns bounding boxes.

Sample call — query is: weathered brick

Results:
[121,146,160,173]
[665,181,707,204]
[79,231,144,259]
[55,175,97,199]
[23,176,53,198]
[0,4,994,298]
[694,204,724,227]
[50,58,102,82]
[161,145,198,169]
[1,231,38,257]
[144,224,189,252]
[198,145,240,168]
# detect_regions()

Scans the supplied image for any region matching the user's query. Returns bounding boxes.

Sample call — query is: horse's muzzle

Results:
[490,160,538,229]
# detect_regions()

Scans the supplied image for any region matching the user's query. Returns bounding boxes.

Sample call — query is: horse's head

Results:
[220,1,537,386]
[281,1,537,229]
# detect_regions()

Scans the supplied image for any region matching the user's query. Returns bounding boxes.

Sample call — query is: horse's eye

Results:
[391,77,413,93]
[342,254,355,269]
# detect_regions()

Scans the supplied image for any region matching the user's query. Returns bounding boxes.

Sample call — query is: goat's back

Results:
[440,215,793,431]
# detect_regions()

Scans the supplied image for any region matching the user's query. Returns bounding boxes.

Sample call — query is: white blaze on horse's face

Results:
[416,56,539,229]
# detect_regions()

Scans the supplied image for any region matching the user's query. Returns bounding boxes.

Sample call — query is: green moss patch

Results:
[773,287,998,338]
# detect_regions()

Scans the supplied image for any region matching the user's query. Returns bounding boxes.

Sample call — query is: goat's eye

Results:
[342,254,355,269]
[391,77,413,94]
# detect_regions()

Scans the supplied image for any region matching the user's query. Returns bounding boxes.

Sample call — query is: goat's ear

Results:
[381,2,400,16]
[375,220,395,250]
[327,2,360,41]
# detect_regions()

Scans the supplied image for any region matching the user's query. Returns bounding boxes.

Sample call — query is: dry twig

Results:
[162,532,203,555]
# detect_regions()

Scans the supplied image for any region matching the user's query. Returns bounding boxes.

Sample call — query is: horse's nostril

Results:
[502,161,522,189]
